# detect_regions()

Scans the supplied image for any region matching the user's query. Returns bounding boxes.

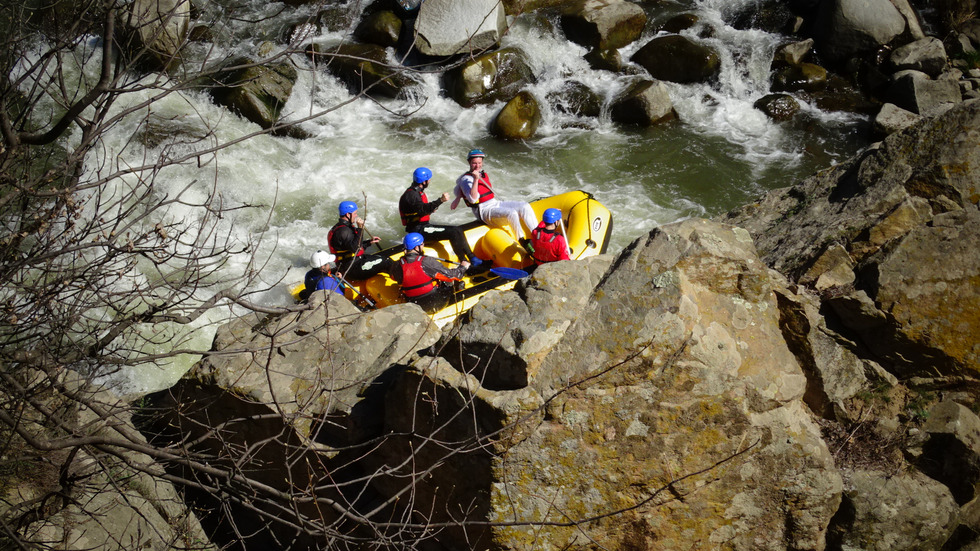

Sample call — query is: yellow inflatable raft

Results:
[292,190,613,327]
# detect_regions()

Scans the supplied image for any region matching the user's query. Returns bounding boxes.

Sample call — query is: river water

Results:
[78,0,871,392]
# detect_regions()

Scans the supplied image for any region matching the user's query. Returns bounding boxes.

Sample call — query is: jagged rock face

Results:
[723,99,980,380]
[887,70,963,116]
[381,219,840,550]
[0,374,215,551]
[191,295,440,439]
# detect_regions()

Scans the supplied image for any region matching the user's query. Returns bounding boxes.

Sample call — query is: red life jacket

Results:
[461,171,495,208]
[399,186,430,226]
[327,220,365,260]
[399,256,437,298]
[530,224,569,264]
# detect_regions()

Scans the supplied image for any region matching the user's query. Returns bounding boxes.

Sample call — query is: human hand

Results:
[461,261,471,269]
[440,192,451,202]
[370,236,380,245]
[355,216,365,228]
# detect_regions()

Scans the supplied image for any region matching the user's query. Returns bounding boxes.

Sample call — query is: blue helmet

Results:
[404,232,425,250]
[413,167,432,184]
[467,149,486,160]
[543,208,562,224]
[339,201,358,216]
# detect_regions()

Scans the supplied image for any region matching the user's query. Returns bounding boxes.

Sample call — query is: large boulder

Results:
[722,99,980,380]
[502,0,567,15]
[206,46,298,129]
[443,47,536,107]
[490,90,542,140]
[828,469,958,550]
[872,102,922,138]
[630,35,722,84]
[546,80,603,118]
[119,0,191,71]
[370,219,842,551]
[560,0,647,51]
[309,42,420,99]
[354,10,402,48]
[814,0,907,64]
[610,79,677,126]
[443,256,613,389]
[412,0,507,56]
[889,37,949,77]
[887,71,963,116]
[775,288,892,421]
[190,295,440,439]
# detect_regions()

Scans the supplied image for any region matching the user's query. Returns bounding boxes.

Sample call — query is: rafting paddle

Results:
[426,256,529,280]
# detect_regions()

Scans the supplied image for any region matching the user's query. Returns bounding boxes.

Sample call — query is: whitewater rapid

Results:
[68,0,870,393]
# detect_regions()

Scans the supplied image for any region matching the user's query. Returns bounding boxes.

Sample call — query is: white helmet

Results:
[310,249,335,268]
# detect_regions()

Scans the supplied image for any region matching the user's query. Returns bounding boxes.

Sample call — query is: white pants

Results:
[476,200,538,240]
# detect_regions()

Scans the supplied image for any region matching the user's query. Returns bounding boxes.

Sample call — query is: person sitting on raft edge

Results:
[390,232,469,313]
[328,200,395,280]
[399,166,486,272]
[299,250,344,302]
[529,208,571,265]
[451,149,538,247]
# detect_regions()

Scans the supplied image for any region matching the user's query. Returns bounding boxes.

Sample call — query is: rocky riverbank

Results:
[134,98,979,550]
[5,1,980,550]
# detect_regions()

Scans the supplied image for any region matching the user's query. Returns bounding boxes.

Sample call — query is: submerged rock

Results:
[491,90,542,140]
[754,93,801,121]
[610,79,677,126]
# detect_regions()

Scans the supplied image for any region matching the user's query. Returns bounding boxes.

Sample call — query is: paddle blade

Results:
[490,267,529,279]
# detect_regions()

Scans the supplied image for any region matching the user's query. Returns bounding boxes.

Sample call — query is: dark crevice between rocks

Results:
[439,341,529,391]
[940,524,980,550]
[825,493,857,551]
[775,290,834,419]
[917,434,980,505]
[593,227,659,292]
[827,151,874,204]
[134,369,419,551]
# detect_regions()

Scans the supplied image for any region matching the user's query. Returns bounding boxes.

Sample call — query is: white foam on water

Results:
[16,0,871,393]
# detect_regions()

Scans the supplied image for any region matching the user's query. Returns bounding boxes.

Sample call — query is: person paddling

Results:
[529,208,571,264]
[451,149,538,243]
[399,167,484,270]
[390,232,469,313]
